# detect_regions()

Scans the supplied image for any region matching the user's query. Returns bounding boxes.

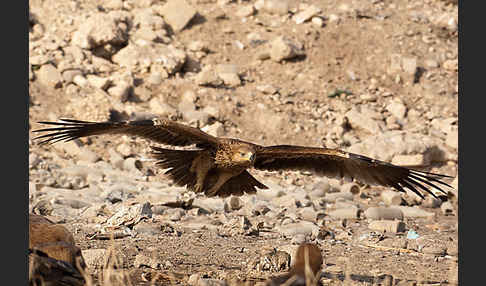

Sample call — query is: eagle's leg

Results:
[205,171,239,197]
[193,170,209,193]
[190,151,214,193]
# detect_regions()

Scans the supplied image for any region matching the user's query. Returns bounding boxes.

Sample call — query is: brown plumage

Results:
[29,214,86,286]
[29,214,76,249]
[29,249,86,286]
[33,118,453,198]
[267,243,323,286]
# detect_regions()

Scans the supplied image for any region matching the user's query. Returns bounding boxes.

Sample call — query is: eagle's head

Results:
[231,145,256,166]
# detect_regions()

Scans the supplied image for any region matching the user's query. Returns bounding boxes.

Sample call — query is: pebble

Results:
[421,245,446,256]
[252,203,271,216]
[293,5,322,24]
[158,0,197,32]
[308,189,326,200]
[341,183,360,194]
[311,179,332,193]
[123,157,143,172]
[201,122,225,137]
[421,196,442,208]
[116,143,133,157]
[108,149,124,170]
[364,207,404,220]
[151,205,168,215]
[299,207,317,222]
[334,200,358,210]
[269,36,304,62]
[103,186,135,203]
[323,192,354,202]
[181,110,210,126]
[445,130,458,149]
[188,273,202,286]
[406,229,420,239]
[71,12,129,49]
[256,84,278,95]
[261,0,289,15]
[401,192,423,206]
[386,116,400,130]
[425,59,440,68]
[386,100,407,120]
[311,16,325,27]
[368,220,405,233]
[82,249,107,269]
[72,74,88,88]
[215,64,241,87]
[149,98,177,117]
[104,0,123,10]
[236,5,255,17]
[391,206,435,218]
[87,75,111,90]
[401,57,418,75]
[78,149,100,163]
[106,203,152,227]
[195,65,223,87]
[440,201,455,215]
[345,107,383,134]
[107,81,132,102]
[196,278,228,286]
[29,153,41,169]
[255,51,271,61]
[188,208,209,216]
[381,190,403,206]
[443,59,458,71]
[326,265,343,274]
[274,194,300,208]
[37,64,63,88]
[446,244,458,256]
[167,208,185,221]
[193,197,225,213]
[113,43,187,75]
[61,69,83,84]
[134,253,161,269]
[391,154,427,167]
[328,208,359,220]
[291,234,307,245]
[53,198,91,209]
[229,196,243,211]
[277,221,319,237]
[360,93,377,102]
[395,280,418,286]
[187,41,209,52]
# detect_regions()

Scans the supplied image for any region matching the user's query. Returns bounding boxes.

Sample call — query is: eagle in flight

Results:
[33,118,452,198]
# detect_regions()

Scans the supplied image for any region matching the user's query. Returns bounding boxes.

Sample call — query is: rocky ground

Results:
[28,0,458,285]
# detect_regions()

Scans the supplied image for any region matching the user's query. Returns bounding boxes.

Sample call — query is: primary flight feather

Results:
[32,118,453,198]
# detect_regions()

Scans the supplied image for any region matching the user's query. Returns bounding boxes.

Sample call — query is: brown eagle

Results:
[33,118,452,198]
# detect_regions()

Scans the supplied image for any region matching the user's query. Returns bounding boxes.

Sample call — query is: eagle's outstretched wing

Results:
[254,145,452,199]
[32,118,220,147]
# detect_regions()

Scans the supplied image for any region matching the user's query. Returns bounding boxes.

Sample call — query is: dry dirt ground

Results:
[28,0,458,285]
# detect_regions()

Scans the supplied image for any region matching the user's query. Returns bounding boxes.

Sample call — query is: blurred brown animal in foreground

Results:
[267,243,323,286]
[29,214,87,286]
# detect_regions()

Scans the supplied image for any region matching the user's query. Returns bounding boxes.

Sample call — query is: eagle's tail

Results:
[150,147,200,189]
